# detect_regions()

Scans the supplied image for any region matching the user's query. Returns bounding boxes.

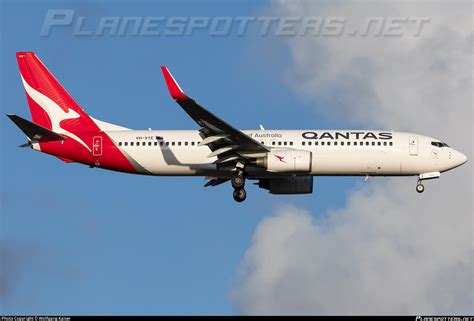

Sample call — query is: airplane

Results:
[8,52,467,202]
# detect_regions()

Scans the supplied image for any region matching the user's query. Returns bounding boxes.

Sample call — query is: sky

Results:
[1,0,472,316]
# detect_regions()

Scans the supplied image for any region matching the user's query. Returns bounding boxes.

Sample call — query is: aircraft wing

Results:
[161,67,269,164]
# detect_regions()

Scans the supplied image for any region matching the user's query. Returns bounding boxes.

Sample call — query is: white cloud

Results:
[233,176,473,314]
[232,0,473,315]
[275,0,472,141]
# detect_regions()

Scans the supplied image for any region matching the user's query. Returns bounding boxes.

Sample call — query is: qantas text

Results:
[302,131,392,140]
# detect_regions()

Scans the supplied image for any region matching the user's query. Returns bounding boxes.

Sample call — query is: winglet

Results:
[161,66,190,101]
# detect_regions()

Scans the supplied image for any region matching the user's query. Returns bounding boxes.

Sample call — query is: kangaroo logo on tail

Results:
[20,76,91,151]
[16,52,106,151]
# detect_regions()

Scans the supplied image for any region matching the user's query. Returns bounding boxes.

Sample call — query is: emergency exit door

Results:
[409,136,418,156]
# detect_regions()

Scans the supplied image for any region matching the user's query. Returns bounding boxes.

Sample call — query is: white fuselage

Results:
[104,130,466,178]
[14,52,468,201]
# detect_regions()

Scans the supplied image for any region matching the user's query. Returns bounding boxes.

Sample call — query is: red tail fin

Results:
[14,52,136,173]
[16,52,99,135]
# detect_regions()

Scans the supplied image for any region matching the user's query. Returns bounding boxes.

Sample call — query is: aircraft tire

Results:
[416,183,425,193]
[233,188,246,202]
[231,175,245,189]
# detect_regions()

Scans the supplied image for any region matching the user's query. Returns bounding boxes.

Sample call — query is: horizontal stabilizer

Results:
[6,114,65,142]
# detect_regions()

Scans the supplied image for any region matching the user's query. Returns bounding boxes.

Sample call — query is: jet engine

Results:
[254,150,312,173]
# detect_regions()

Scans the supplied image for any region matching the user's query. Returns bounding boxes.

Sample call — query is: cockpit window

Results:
[431,141,449,148]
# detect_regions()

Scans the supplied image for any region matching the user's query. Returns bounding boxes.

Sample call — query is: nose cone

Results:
[453,150,468,168]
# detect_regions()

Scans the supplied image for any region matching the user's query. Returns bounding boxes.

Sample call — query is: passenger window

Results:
[166,142,169,146]
[148,142,152,146]
[171,142,175,146]
[124,142,128,146]
[321,141,325,146]
[118,142,122,146]
[308,141,312,146]
[284,142,287,146]
[278,141,282,146]
[328,142,331,146]
[377,142,381,146]
[383,141,387,146]
[389,142,393,146]
[334,141,338,146]
[315,141,319,146]
[160,142,164,146]
[341,142,344,146]
[372,142,375,146]
[366,141,370,146]
[302,141,305,146]
[289,142,293,146]
[178,142,181,146]
[185,142,188,146]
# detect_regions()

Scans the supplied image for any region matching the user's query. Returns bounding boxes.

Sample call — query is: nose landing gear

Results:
[415,172,440,194]
[416,181,425,193]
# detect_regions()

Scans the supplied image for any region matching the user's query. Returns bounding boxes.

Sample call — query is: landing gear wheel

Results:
[416,183,425,193]
[231,175,245,189]
[233,188,247,202]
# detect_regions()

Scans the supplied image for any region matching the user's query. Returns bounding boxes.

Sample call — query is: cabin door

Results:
[409,136,418,156]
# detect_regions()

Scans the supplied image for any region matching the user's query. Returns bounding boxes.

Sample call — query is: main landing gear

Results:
[233,188,247,202]
[232,172,246,202]
[231,174,245,189]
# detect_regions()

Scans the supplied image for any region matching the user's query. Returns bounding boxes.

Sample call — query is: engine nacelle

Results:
[255,150,312,173]
[259,176,313,194]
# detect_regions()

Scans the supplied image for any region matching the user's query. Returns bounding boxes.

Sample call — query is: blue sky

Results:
[0,0,360,315]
